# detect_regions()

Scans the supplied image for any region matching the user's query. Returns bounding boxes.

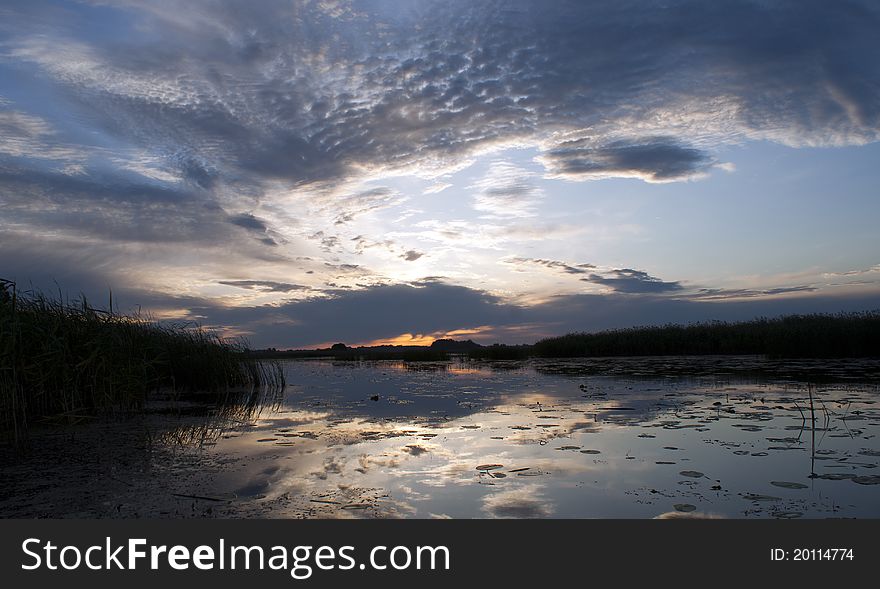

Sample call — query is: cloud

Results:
[327,187,406,226]
[186,279,880,348]
[2,0,880,345]
[482,485,555,518]
[470,162,543,217]
[217,280,310,293]
[539,136,715,183]
[4,0,877,212]
[508,257,597,275]
[690,285,818,301]
[582,269,684,294]
[401,250,424,262]
[508,258,682,294]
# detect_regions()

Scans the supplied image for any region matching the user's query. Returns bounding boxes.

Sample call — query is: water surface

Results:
[2,357,879,519]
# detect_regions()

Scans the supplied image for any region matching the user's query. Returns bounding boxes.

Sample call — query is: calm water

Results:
[3,357,879,518]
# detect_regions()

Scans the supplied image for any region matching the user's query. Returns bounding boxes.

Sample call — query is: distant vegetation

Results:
[464,344,533,360]
[532,313,880,358]
[0,280,283,440]
[251,345,451,361]
[253,312,880,362]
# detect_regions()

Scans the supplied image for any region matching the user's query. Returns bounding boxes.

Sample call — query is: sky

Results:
[1,0,879,349]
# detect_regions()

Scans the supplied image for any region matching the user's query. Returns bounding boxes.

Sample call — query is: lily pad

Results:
[679,470,704,478]
[812,473,856,481]
[770,481,808,489]
[475,464,504,471]
[852,475,880,485]
[674,503,696,512]
[580,449,601,454]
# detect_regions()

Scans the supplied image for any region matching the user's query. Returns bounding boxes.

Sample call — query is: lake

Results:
[2,356,879,518]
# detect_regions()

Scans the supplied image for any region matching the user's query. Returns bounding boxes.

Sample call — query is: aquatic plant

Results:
[532,313,880,358]
[0,279,284,439]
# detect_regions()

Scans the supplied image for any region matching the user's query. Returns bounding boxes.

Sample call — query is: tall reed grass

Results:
[0,279,284,440]
[532,312,880,358]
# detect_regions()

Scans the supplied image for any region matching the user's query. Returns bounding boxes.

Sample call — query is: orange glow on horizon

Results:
[357,332,439,347]
[354,325,496,347]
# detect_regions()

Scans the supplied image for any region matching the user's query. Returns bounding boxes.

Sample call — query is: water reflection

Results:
[203,359,880,519]
[2,358,878,519]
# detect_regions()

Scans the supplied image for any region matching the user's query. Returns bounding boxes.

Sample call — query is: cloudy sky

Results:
[2,0,879,348]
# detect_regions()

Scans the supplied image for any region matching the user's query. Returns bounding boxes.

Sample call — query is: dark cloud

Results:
[401,250,424,262]
[0,167,234,245]
[188,280,880,348]
[509,257,597,275]
[541,137,715,182]
[214,281,521,345]
[582,269,684,294]
[4,0,877,215]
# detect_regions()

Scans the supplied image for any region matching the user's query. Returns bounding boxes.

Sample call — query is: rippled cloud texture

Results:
[2,0,879,346]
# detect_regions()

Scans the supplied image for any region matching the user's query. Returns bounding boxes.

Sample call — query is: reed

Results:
[532,312,880,358]
[0,279,284,439]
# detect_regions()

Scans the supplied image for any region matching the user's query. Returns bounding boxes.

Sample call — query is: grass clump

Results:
[0,279,283,439]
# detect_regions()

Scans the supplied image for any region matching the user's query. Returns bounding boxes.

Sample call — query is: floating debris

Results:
[740,493,782,502]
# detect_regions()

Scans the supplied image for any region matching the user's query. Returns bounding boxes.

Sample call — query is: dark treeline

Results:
[532,313,880,358]
[250,346,451,361]
[0,280,283,439]
[253,313,880,362]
